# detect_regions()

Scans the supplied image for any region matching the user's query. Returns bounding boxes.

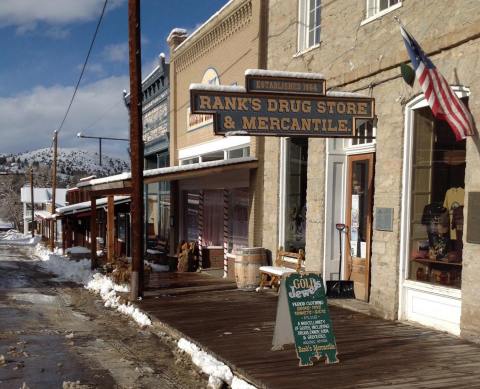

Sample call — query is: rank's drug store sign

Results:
[272,273,339,366]
[190,69,375,139]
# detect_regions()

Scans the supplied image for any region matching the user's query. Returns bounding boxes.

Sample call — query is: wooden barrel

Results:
[234,247,267,289]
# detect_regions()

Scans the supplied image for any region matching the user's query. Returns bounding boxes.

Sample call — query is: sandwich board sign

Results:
[190,69,375,139]
[272,272,338,366]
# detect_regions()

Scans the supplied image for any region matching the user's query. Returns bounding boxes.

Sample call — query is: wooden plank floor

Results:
[139,290,480,389]
[145,271,236,296]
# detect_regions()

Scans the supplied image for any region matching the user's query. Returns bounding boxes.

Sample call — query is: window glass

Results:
[284,138,308,252]
[201,151,224,162]
[408,107,466,289]
[228,188,249,252]
[298,0,321,52]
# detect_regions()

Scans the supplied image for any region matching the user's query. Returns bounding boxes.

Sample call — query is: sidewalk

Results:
[139,288,480,389]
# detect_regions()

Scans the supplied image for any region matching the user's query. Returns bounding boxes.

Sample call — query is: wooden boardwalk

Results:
[139,289,480,389]
[144,271,236,297]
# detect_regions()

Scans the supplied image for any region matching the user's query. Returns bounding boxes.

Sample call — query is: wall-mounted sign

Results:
[467,192,480,244]
[190,70,375,138]
[375,207,394,232]
[272,273,338,366]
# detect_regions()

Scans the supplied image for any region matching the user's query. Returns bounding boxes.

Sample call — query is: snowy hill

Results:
[0,148,130,180]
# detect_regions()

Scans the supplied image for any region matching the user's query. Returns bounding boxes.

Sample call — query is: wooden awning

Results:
[77,157,258,192]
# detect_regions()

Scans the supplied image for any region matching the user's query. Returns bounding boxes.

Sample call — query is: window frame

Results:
[297,0,321,54]
[361,0,402,26]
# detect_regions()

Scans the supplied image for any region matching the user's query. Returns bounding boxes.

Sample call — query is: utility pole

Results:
[128,0,144,300]
[30,167,34,238]
[50,130,58,251]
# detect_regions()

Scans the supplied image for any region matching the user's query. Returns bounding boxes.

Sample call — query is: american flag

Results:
[400,25,475,141]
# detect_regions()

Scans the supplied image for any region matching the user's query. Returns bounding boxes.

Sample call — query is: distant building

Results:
[20,186,68,239]
[124,54,171,248]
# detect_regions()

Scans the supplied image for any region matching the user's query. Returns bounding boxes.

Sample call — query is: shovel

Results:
[326,223,355,299]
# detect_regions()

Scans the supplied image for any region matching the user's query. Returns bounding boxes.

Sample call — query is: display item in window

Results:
[443,187,465,240]
[421,203,449,259]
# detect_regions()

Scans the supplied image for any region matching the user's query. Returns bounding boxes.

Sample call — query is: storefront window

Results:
[228,188,249,252]
[203,190,223,246]
[409,107,466,289]
[184,191,200,242]
[284,138,308,252]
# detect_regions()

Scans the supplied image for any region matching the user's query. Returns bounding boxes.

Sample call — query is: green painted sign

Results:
[285,273,338,366]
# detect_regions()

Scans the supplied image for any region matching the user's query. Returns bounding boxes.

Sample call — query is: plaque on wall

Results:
[374,207,394,231]
[467,192,480,244]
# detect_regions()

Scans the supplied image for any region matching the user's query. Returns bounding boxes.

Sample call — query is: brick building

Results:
[260,0,480,340]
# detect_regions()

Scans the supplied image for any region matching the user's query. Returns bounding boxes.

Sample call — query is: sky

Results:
[0,0,227,159]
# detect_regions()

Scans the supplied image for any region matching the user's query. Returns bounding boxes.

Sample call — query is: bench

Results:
[257,247,305,292]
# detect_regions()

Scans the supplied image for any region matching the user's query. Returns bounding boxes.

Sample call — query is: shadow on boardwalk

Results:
[139,276,480,389]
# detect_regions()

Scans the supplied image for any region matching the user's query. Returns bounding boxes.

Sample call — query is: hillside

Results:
[0,148,130,182]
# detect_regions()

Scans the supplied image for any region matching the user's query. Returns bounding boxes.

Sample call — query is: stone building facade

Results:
[262,0,480,340]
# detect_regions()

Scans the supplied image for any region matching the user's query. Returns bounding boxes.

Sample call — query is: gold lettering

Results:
[291,118,300,131]
[242,116,256,129]
[338,120,348,132]
[347,102,356,114]
[237,98,248,111]
[279,99,289,112]
[327,119,338,131]
[317,101,326,113]
[224,97,236,110]
[251,98,261,112]
[281,118,290,130]
[327,101,336,114]
[312,119,322,131]
[301,118,312,131]
[199,95,211,110]
[212,96,224,110]
[267,99,278,112]
[258,117,269,130]
[357,102,367,115]
[336,102,346,114]
[270,117,281,130]
[302,101,311,113]
[290,100,301,113]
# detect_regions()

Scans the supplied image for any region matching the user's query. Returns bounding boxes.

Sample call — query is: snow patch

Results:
[34,245,151,328]
[65,246,90,254]
[232,376,257,389]
[178,338,233,387]
[189,83,246,93]
[245,68,325,80]
[326,90,369,98]
[0,230,41,246]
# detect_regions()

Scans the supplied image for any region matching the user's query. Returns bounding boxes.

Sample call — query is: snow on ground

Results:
[177,338,257,389]
[65,246,91,255]
[34,244,152,327]
[0,230,41,246]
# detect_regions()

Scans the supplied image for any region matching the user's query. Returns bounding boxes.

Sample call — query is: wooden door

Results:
[345,153,374,301]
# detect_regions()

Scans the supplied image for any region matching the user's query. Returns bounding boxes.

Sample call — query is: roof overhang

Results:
[77,157,258,192]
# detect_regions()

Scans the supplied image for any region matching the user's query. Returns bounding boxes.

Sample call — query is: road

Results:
[0,244,207,389]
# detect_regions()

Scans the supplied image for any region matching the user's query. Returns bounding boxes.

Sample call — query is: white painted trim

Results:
[178,136,250,160]
[361,1,402,26]
[398,86,470,327]
[344,143,376,155]
[323,139,347,280]
[278,138,287,248]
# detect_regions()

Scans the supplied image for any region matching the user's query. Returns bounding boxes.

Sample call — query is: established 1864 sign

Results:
[190,69,375,138]
[272,273,338,366]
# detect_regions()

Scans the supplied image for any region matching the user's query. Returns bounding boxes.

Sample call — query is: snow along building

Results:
[261,0,480,340]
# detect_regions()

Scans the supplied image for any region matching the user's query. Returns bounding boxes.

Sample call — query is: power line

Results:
[56,0,108,134]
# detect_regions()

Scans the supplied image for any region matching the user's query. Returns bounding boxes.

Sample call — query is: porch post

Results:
[107,195,115,263]
[223,189,229,278]
[197,190,204,269]
[90,196,97,270]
